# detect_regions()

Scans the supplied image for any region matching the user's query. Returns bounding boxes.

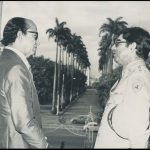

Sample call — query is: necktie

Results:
[29,66,33,80]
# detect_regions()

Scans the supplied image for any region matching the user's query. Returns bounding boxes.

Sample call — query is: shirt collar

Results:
[122,59,145,78]
[5,46,31,70]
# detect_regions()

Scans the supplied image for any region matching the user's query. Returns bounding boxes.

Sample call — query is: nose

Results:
[112,44,116,53]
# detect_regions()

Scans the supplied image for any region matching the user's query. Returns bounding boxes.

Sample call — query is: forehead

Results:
[25,19,37,31]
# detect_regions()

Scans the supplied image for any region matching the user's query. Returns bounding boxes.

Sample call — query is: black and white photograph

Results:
[0,1,150,148]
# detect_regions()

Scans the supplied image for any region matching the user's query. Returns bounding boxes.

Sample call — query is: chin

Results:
[114,59,121,65]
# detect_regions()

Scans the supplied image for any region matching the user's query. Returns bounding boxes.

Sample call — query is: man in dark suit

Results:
[0,17,49,148]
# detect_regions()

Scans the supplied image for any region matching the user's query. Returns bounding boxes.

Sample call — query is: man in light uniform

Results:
[94,27,150,148]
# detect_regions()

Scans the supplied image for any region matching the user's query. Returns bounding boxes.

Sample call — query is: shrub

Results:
[27,55,87,106]
[28,55,54,105]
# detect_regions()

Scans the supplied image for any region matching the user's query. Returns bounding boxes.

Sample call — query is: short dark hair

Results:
[119,27,150,60]
[1,17,30,46]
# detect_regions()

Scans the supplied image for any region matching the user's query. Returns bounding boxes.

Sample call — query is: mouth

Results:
[33,45,37,50]
[112,53,116,57]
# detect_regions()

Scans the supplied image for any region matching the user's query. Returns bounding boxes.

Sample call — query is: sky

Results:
[1,1,150,78]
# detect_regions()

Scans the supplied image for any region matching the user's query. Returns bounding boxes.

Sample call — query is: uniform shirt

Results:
[95,59,150,148]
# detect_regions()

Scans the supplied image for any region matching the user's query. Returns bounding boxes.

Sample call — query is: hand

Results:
[47,144,54,149]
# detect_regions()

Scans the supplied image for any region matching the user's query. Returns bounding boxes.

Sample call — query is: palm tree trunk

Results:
[56,45,62,115]
[64,50,68,105]
[51,43,58,113]
[106,34,114,74]
[68,53,71,76]
[70,53,74,102]
[102,63,107,75]
[77,61,81,95]
[74,57,77,97]
[72,53,75,98]
[102,50,108,75]
[76,59,79,96]
[68,54,71,102]
[60,47,65,109]
[64,51,70,105]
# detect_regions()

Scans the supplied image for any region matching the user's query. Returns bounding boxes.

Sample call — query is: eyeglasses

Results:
[27,31,38,40]
[115,40,126,47]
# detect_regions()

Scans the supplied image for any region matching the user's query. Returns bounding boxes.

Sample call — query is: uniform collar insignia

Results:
[122,60,145,78]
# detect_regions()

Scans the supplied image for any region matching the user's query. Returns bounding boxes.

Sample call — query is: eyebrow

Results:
[116,39,122,42]
[27,31,38,34]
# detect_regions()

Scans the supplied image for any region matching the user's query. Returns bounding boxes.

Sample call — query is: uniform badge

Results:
[132,79,144,93]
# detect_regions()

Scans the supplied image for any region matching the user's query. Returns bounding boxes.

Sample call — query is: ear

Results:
[17,31,23,40]
[129,42,137,53]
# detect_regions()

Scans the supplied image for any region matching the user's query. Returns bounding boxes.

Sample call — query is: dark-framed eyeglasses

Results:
[27,31,38,40]
[115,40,126,47]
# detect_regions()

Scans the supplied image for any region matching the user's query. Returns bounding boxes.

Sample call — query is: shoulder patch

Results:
[132,79,144,93]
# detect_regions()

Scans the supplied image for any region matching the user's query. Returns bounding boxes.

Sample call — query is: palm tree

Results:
[98,33,111,73]
[59,27,72,110]
[70,34,79,101]
[75,39,90,95]
[69,34,85,101]
[46,17,68,114]
[98,17,128,74]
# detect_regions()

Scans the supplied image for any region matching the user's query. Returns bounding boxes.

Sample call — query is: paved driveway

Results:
[40,89,101,148]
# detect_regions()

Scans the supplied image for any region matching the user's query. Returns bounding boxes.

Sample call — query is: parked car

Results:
[83,121,99,132]
[70,115,88,124]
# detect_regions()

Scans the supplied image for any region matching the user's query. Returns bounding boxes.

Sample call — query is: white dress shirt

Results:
[5,46,31,70]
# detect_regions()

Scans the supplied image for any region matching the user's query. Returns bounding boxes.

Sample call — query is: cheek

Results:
[115,49,122,57]
[119,51,126,58]
[116,48,125,56]
[118,51,131,64]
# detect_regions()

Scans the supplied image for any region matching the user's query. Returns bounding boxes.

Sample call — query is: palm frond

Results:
[117,21,128,26]
[46,28,54,34]
[115,17,123,22]
[55,17,59,27]
[106,18,114,25]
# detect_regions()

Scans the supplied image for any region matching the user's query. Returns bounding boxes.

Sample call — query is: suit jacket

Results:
[0,48,48,148]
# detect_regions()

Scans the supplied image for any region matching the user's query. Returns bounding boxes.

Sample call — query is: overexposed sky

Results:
[2,1,150,78]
